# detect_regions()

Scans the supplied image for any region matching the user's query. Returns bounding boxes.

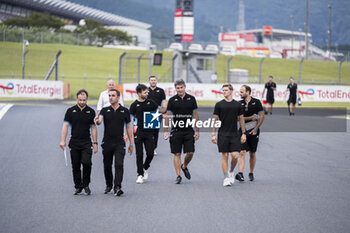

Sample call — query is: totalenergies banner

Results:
[0,79,64,99]
[123,83,350,102]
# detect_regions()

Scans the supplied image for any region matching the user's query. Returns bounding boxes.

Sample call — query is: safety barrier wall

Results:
[123,83,350,102]
[0,79,64,99]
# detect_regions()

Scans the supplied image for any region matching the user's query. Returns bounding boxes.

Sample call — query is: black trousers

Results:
[102,141,126,188]
[153,129,160,150]
[134,130,154,176]
[69,142,92,189]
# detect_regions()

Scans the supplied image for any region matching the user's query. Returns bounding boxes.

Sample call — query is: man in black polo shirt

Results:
[148,76,167,155]
[94,89,134,196]
[237,85,265,182]
[130,84,161,184]
[163,79,199,184]
[286,77,300,116]
[262,75,276,115]
[212,84,246,186]
[60,89,98,195]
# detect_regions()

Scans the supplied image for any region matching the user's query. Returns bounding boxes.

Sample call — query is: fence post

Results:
[299,58,304,84]
[339,59,344,85]
[118,52,127,84]
[55,50,62,81]
[149,48,153,78]
[137,53,144,83]
[22,40,29,79]
[172,54,178,82]
[227,56,233,83]
[41,32,43,43]
[259,58,265,84]
[2,28,5,42]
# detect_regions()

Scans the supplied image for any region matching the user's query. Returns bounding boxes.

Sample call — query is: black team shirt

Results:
[100,105,131,144]
[287,83,298,98]
[64,104,96,145]
[214,99,243,136]
[129,99,158,131]
[239,97,264,123]
[148,86,166,106]
[265,82,276,97]
[167,93,198,131]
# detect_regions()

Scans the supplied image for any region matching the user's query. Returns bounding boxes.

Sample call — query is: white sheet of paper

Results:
[63,148,68,167]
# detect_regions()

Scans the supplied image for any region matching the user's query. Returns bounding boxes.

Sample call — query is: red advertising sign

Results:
[175,9,183,17]
[182,34,193,42]
[263,26,273,35]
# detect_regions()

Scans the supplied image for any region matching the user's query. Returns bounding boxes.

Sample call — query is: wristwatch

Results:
[93,142,98,145]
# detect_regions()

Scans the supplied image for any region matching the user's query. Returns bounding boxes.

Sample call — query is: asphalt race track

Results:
[0,102,349,233]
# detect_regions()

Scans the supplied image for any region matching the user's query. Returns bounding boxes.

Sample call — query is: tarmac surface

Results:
[0,102,349,233]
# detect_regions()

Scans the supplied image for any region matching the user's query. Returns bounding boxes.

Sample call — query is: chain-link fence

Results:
[0,26,116,46]
[119,52,176,84]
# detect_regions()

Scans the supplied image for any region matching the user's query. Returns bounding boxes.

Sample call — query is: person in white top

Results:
[97,80,124,115]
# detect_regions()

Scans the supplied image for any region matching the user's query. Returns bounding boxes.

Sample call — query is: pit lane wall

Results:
[0,79,65,99]
[123,83,350,102]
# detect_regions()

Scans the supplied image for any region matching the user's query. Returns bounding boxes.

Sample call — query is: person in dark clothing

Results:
[163,79,199,184]
[147,76,167,155]
[130,84,163,184]
[94,89,134,196]
[262,76,277,115]
[60,89,98,195]
[237,85,265,182]
[212,84,246,187]
[286,77,300,116]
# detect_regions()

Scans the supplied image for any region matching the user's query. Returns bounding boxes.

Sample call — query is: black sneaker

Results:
[114,187,124,196]
[74,187,83,195]
[264,111,268,115]
[84,186,91,195]
[181,164,191,180]
[175,176,182,184]
[270,112,272,115]
[235,173,245,182]
[104,186,112,194]
[249,173,255,181]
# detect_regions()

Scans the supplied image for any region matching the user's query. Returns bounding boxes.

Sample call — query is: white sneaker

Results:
[154,150,157,155]
[229,172,235,184]
[136,175,144,184]
[223,177,231,187]
[143,169,149,180]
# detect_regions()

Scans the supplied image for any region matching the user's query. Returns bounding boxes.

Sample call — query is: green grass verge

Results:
[1,41,350,99]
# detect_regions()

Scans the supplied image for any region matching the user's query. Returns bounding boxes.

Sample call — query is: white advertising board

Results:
[0,79,64,99]
[123,83,350,103]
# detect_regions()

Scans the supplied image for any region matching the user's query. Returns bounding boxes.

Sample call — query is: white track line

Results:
[0,104,14,120]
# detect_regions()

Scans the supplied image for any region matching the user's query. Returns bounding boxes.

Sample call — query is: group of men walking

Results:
[59,76,270,196]
[262,76,301,115]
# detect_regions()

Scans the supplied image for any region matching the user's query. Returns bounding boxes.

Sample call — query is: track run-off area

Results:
[0,101,350,233]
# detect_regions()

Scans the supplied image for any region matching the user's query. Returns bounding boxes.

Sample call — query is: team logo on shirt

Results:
[143,110,162,129]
